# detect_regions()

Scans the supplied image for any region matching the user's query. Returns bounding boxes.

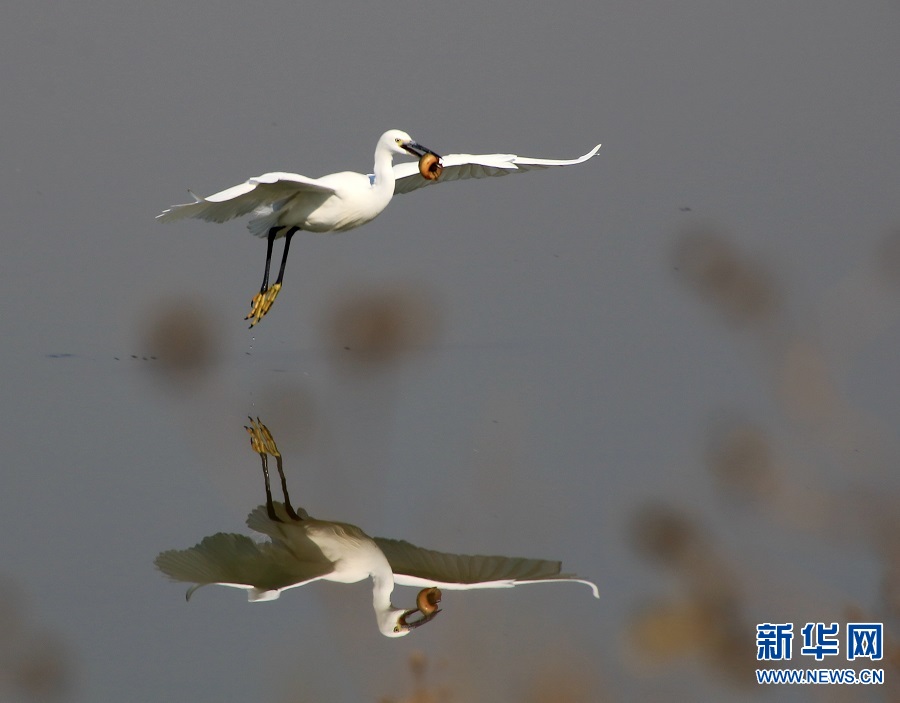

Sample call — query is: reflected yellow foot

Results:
[244,283,282,328]
[244,417,280,456]
[245,417,265,454]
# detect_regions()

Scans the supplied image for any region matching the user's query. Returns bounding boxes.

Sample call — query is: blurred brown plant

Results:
[137,298,220,384]
[628,503,753,687]
[324,284,442,372]
[378,651,454,703]
[630,503,704,571]
[672,226,780,325]
[0,578,71,701]
[522,648,605,703]
[658,221,900,696]
[706,421,777,501]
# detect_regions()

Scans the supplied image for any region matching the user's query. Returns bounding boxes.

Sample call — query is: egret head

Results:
[381,130,441,161]
[379,587,442,638]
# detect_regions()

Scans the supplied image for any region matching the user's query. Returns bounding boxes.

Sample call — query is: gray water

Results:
[1,2,898,701]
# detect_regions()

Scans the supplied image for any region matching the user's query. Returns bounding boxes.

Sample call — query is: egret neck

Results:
[371,136,399,203]
[371,570,403,636]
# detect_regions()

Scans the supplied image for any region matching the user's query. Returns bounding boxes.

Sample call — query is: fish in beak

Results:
[399,587,443,630]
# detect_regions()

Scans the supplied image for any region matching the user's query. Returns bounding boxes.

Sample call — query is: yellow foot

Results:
[244,283,282,327]
[244,417,281,457]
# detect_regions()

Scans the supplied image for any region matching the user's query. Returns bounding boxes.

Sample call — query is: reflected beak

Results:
[399,607,441,630]
[402,141,442,160]
[399,587,443,630]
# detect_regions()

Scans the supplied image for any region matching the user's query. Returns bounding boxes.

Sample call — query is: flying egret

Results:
[157,130,602,326]
[155,419,599,638]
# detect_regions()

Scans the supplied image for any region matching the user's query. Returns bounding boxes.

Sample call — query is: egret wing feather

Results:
[391,144,602,196]
[374,537,598,597]
[390,573,600,598]
[154,531,331,600]
[156,172,336,224]
[245,502,311,540]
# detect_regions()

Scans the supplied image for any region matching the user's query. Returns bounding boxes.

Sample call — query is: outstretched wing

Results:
[391,144,602,196]
[154,531,332,602]
[157,172,336,224]
[374,537,599,598]
[245,502,311,541]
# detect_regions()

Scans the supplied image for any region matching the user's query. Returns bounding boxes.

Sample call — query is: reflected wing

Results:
[154,531,332,601]
[391,144,602,196]
[245,502,311,541]
[374,537,599,597]
[157,172,335,224]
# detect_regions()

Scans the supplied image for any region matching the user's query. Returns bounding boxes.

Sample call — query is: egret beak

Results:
[399,607,441,630]
[402,141,441,160]
[399,587,443,630]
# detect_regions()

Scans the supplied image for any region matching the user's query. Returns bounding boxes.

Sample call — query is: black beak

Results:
[399,606,442,630]
[402,141,441,160]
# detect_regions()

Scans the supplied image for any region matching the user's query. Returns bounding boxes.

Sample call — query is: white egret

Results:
[157,130,601,326]
[155,419,599,638]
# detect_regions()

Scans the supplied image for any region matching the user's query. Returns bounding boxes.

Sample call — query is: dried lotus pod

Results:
[416,587,442,614]
[418,153,443,180]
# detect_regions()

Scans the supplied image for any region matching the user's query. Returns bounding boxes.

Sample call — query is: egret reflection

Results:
[155,420,598,637]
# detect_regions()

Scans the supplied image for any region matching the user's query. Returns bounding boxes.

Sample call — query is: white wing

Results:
[391,144,602,196]
[157,172,336,224]
[154,531,332,601]
[245,502,311,540]
[374,537,599,598]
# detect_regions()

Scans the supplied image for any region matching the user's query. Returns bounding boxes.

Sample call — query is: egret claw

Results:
[245,284,283,328]
[245,417,266,454]
[260,283,282,315]
[258,422,280,457]
[245,291,266,327]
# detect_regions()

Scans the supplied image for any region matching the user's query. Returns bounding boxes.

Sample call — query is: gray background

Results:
[1,1,899,701]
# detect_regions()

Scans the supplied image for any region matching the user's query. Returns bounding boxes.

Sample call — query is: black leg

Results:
[274,226,299,287]
[246,417,300,521]
[259,452,281,522]
[260,226,283,293]
[246,226,295,326]
[275,453,301,521]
